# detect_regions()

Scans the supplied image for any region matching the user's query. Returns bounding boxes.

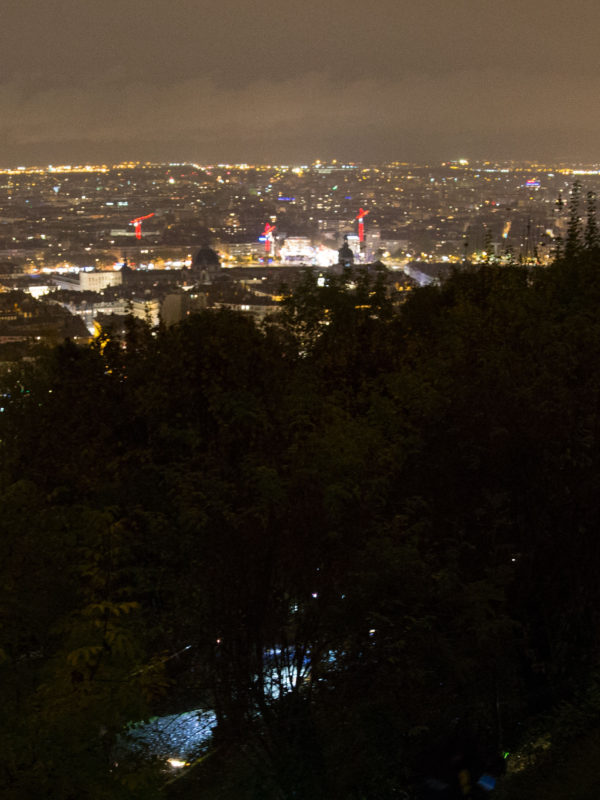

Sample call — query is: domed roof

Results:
[338,237,354,267]
[193,245,220,268]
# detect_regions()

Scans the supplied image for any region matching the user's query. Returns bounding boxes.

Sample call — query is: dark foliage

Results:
[3,258,600,798]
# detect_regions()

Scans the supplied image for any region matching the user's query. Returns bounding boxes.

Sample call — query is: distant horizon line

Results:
[2,158,600,174]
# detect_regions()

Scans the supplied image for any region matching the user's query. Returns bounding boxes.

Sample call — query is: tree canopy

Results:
[4,253,600,798]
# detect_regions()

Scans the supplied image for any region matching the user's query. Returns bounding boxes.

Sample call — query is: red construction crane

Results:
[356,207,369,243]
[261,222,276,255]
[130,212,155,240]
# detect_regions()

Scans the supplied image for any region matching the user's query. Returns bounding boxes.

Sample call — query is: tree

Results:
[5,255,600,797]
[565,179,582,259]
[585,189,599,253]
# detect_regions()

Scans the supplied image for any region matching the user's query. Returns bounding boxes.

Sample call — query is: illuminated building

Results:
[54,270,123,291]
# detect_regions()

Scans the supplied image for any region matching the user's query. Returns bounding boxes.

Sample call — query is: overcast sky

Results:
[2,0,599,166]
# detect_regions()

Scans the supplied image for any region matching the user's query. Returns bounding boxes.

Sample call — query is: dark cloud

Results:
[2,0,600,164]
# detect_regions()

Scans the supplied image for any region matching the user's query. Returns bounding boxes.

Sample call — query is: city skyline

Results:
[0,159,582,273]
[3,0,600,166]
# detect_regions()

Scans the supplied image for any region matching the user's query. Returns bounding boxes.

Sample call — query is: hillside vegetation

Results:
[3,243,600,798]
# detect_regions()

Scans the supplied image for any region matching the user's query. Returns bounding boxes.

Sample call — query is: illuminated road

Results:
[123,708,216,764]
[123,650,307,766]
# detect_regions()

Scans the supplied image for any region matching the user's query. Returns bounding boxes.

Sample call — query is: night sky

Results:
[2,0,599,166]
